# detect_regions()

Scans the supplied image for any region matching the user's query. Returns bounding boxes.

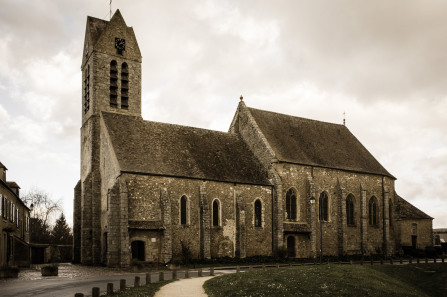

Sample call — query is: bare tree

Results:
[22,187,62,228]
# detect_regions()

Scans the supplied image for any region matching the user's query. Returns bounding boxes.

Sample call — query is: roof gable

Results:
[102,112,270,185]
[247,107,394,178]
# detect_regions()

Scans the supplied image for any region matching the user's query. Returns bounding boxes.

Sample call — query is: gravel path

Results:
[154,276,216,297]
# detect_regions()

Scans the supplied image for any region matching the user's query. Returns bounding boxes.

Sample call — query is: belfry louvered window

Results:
[254,199,262,227]
[83,65,90,113]
[180,196,188,225]
[110,60,118,107]
[121,62,129,109]
[212,199,220,226]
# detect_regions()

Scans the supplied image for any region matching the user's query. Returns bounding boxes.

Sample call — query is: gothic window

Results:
[285,188,297,220]
[110,60,118,107]
[319,192,329,221]
[121,63,129,109]
[346,194,355,225]
[180,195,188,225]
[212,199,220,226]
[369,197,378,225]
[254,199,262,227]
[83,65,90,113]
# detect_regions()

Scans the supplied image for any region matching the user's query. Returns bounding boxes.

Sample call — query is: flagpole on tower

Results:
[110,0,112,20]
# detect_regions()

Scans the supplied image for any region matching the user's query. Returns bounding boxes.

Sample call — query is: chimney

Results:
[0,162,7,182]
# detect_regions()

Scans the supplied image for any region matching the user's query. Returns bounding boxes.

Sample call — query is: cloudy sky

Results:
[0,0,446,228]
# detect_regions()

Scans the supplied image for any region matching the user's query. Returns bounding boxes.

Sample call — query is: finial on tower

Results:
[343,112,346,126]
[240,95,243,101]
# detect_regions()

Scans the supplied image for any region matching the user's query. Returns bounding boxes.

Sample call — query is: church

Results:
[73,10,432,267]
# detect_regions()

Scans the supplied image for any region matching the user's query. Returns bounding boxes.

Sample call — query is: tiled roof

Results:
[395,194,433,220]
[0,161,7,169]
[86,16,108,45]
[102,112,271,185]
[248,107,394,178]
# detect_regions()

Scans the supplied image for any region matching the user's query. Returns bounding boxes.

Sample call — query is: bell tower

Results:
[81,9,142,124]
[76,10,142,265]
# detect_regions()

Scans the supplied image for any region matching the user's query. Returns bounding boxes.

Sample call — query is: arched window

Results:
[319,192,329,221]
[346,194,355,225]
[212,199,220,226]
[254,199,262,227]
[110,60,118,107]
[180,196,188,225]
[121,62,129,109]
[369,197,378,225]
[285,188,297,220]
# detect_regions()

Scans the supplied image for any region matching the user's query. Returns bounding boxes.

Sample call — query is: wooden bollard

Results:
[434,258,437,263]
[210,267,215,276]
[135,276,140,287]
[417,258,420,264]
[425,258,428,264]
[107,283,114,295]
[350,260,353,265]
[236,266,240,273]
[172,270,177,280]
[390,259,393,265]
[159,271,164,281]
[146,273,152,284]
[380,259,384,265]
[92,287,100,297]
[409,258,413,264]
[120,279,126,291]
[198,268,203,277]
[263,264,266,270]
[370,259,373,265]
[399,258,403,264]
[276,263,279,268]
[185,269,190,278]
[442,256,445,263]
[74,294,84,297]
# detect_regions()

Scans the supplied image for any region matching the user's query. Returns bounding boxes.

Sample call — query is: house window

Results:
[212,199,220,226]
[285,188,297,220]
[319,192,329,221]
[369,197,378,225]
[110,60,118,107]
[121,62,129,109]
[180,195,188,225]
[346,194,355,225]
[254,199,262,227]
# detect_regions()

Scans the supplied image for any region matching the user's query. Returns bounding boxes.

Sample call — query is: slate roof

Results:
[248,107,394,178]
[0,161,7,169]
[102,112,271,185]
[395,194,433,220]
[86,16,108,45]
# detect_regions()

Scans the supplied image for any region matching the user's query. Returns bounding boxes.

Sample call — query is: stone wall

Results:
[398,219,433,250]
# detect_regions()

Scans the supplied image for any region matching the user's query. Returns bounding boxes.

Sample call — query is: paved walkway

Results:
[155,276,216,297]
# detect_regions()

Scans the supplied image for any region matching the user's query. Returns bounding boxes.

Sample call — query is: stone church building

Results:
[74,10,431,267]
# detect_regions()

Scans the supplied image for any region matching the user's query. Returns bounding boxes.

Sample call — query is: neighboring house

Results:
[73,10,433,267]
[0,162,30,268]
[433,228,447,251]
[395,194,433,251]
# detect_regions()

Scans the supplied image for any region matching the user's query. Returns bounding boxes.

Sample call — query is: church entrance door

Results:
[131,241,145,261]
[287,236,296,258]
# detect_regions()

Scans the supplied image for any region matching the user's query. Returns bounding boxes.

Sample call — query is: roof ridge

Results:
[247,106,345,127]
[102,111,235,137]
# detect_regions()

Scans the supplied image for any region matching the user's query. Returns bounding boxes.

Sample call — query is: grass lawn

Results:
[101,280,174,297]
[204,263,447,297]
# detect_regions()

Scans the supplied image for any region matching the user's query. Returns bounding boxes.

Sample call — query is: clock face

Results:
[115,38,125,52]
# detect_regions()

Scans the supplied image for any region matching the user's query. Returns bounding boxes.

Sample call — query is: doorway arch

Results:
[287,236,296,258]
[131,240,145,261]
